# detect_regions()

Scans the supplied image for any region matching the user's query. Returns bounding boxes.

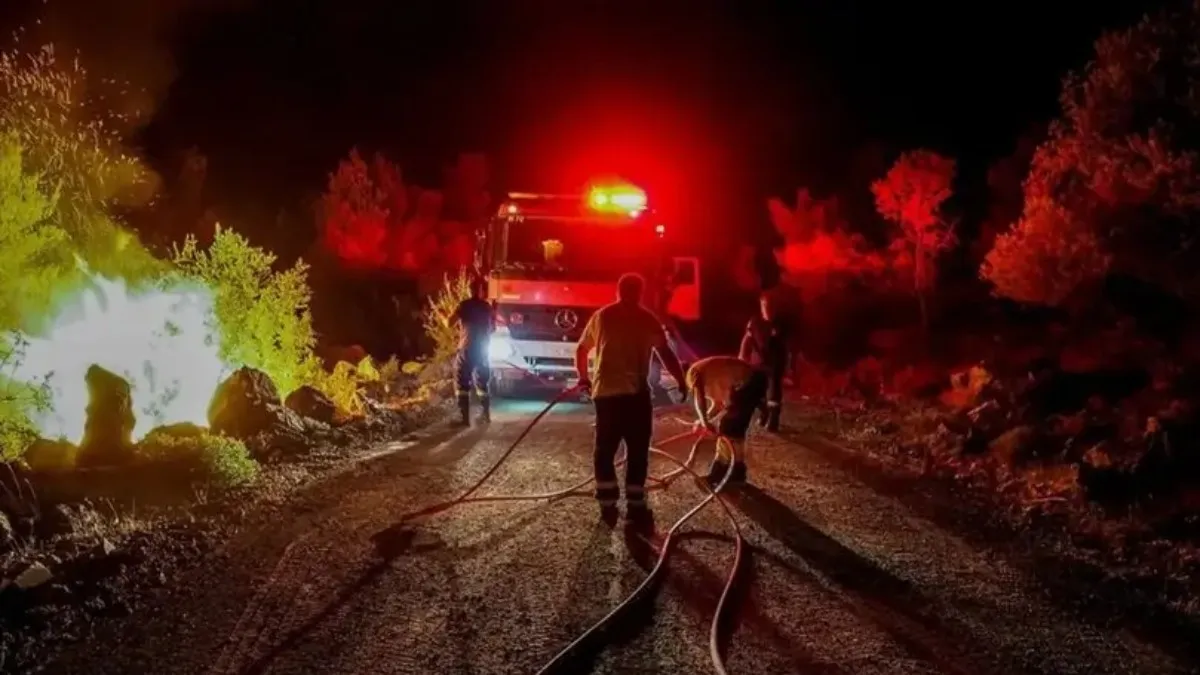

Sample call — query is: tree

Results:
[975,129,1041,263]
[317,150,484,283]
[770,190,882,277]
[982,3,1200,306]
[319,149,390,269]
[871,150,957,327]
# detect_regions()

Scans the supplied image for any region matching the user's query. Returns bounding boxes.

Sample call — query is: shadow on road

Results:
[537,521,630,674]
[727,485,987,675]
[653,529,847,673]
[234,503,555,675]
[530,524,667,674]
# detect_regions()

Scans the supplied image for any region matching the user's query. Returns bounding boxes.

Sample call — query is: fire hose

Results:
[397,384,747,675]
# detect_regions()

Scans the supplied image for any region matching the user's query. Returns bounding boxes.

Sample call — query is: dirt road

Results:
[44,401,1194,674]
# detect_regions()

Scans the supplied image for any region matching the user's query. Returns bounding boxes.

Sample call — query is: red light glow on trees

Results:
[318,150,485,283]
[872,150,957,327]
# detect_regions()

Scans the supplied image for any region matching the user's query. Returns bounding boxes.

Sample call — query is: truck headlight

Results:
[488,336,516,363]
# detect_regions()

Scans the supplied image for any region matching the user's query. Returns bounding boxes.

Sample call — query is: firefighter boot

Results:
[705,460,730,489]
[729,461,748,485]
[477,394,491,424]
[765,404,781,433]
[455,393,470,427]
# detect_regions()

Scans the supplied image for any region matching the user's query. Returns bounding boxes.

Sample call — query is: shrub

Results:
[0,132,72,331]
[136,428,258,488]
[174,226,322,397]
[316,360,365,416]
[1,336,52,461]
[308,354,404,417]
[423,268,473,366]
[0,134,68,460]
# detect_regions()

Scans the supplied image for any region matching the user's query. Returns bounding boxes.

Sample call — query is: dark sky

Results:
[0,0,1169,248]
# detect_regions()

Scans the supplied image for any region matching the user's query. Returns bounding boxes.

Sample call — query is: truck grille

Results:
[498,304,597,342]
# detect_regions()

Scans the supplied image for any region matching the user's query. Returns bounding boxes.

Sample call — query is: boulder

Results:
[285,385,338,425]
[77,365,136,467]
[22,438,78,472]
[208,367,305,441]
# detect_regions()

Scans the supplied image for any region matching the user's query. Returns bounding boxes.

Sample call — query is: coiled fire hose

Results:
[398,385,747,675]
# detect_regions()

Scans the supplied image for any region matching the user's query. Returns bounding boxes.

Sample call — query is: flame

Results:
[13,270,230,443]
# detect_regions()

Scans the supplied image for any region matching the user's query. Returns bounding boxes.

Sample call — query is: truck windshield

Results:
[495,218,656,281]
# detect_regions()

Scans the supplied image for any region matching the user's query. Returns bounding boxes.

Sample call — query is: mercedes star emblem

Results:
[554,309,579,330]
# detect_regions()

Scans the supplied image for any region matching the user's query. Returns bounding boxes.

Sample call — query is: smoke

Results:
[18,0,248,127]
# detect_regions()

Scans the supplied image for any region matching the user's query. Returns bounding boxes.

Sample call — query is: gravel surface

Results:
[40,401,1194,674]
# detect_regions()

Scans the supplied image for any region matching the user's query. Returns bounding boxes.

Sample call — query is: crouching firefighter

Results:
[448,277,496,426]
[575,273,689,527]
[687,355,769,487]
[740,290,790,432]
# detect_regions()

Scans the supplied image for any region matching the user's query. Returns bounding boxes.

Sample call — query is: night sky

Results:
[0,0,1170,251]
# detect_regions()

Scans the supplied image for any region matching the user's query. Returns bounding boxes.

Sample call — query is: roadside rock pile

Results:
[936,360,1200,508]
[207,367,321,459]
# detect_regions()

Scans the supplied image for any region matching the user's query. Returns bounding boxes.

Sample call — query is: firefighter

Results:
[686,355,768,486]
[739,290,790,432]
[448,277,496,426]
[575,273,689,527]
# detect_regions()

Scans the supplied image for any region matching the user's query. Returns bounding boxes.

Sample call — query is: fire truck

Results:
[476,183,701,396]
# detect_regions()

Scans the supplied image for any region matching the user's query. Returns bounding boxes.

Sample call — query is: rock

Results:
[78,365,137,467]
[208,367,305,441]
[39,503,78,537]
[30,582,73,606]
[14,562,52,589]
[284,385,338,425]
[96,537,116,557]
[988,425,1038,466]
[23,438,79,472]
[143,422,207,441]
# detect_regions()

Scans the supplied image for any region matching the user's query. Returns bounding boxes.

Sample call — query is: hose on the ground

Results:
[532,443,745,675]
[396,385,746,675]
[398,385,698,521]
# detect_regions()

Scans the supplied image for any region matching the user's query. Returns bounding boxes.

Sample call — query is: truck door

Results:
[667,256,700,321]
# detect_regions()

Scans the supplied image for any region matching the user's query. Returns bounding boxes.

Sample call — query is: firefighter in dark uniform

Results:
[575,273,689,528]
[739,290,790,432]
[448,277,496,426]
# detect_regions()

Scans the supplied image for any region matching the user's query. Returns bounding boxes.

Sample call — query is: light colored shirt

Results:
[579,301,666,399]
[685,356,756,407]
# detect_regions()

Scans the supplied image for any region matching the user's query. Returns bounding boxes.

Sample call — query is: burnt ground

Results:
[21,401,1200,675]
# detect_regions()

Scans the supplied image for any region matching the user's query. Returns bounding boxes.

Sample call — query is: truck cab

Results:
[477,184,700,395]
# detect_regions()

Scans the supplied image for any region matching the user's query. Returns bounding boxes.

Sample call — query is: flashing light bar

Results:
[587,185,647,214]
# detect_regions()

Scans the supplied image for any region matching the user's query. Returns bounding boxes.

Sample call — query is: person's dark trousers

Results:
[593,389,654,508]
[454,344,491,423]
[764,357,784,432]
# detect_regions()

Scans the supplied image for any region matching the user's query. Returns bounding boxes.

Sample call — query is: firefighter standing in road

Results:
[575,273,689,527]
[448,278,496,426]
[687,355,768,486]
[739,290,790,432]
